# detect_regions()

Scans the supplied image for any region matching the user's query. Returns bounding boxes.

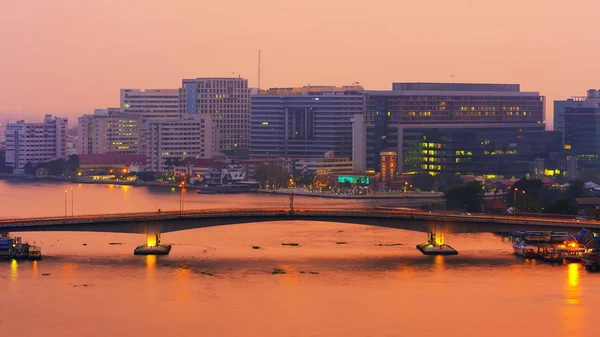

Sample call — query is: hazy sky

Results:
[1,0,599,127]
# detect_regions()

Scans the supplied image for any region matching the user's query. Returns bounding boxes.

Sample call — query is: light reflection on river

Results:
[0,180,599,336]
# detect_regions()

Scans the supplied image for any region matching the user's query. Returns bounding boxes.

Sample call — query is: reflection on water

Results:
[434,255,445,274]
[563,263,582,337]
[10,259,18,282]
[145,254,157,278]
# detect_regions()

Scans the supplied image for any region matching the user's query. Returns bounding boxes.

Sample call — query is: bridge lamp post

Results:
[289,175,295,213]
[64,190,68,218]
[70,187,74,217]
[179,182,185,215]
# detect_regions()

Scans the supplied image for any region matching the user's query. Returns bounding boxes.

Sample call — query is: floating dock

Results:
[134,244,171,255]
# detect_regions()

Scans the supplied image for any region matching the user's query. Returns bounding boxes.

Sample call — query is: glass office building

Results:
[250,86,364,159]
[365,83,557,177]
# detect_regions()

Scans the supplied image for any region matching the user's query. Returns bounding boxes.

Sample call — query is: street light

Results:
[179,182,185,215]
[289,175,295,213]
[70,187,74,217]
[64,190,67,218]
[513,188,525,216]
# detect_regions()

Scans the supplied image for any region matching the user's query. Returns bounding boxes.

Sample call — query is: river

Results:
[0,180,597,337]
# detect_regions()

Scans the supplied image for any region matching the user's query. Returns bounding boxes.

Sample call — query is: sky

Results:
[1,0,600,128]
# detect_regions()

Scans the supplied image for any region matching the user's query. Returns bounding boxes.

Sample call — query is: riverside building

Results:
[76,109,141,155]
[180,78,251,152]
[250,85,365,160]
[5,115,68,171]
[555,89,600,170]
[364,83,561,178]
[146,114,216,173]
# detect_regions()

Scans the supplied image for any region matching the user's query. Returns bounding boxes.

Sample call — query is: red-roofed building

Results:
[485,199,507,214]
[78,153,147,175]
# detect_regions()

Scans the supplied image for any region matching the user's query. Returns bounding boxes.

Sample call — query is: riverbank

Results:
[258,188,443,200]
[0,174,448,200]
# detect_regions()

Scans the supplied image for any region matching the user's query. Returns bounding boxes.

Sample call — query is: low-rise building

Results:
[78,153,147,176]
[294,157,353,174]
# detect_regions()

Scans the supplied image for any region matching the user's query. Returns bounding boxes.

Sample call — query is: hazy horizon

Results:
[2,0,600,128]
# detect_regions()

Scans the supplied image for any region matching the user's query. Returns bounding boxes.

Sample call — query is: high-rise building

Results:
[146,114,216,173]
[5,115,67,171]
[365,82,560,177]
[250,86,365,159]
[556,89,600,170]
[120,89,180,120]
[180,78,250,152]
[351,113,366,173]
[76,109,141,155]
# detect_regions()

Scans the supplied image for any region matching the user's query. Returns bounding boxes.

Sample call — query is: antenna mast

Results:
[258,49,261,91]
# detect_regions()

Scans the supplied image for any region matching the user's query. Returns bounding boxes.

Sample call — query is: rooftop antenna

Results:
[258,49,261,91]
[451,74,455,83]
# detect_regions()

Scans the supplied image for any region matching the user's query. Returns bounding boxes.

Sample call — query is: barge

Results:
[0,233,42,261]
[416,232,458,255]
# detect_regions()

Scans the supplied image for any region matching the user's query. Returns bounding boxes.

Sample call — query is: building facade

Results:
[180,78,251,152]
[365,82,555,177]
[380,148,397,182]
[250,85,365,160]
[5,115,67,171]
[146,115,216,173]
[556,89,600,170]
[76,109,141,155]
[294,157,354,174]
[120,89,180,120]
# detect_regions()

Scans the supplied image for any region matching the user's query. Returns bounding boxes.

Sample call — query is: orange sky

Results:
[1,0,599,128]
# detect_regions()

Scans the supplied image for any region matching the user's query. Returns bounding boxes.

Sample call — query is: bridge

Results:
[2,207,599,236]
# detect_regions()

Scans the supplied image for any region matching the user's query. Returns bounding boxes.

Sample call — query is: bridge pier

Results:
[416,226,458,255]
[133,230,171,256]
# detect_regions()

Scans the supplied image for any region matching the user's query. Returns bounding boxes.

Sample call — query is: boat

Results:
[582,249,600,271]
[28,246,42,260]
[513,241,537,258]
[0,233,42,261]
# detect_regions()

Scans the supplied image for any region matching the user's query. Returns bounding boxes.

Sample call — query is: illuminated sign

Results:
[337,176,370,185]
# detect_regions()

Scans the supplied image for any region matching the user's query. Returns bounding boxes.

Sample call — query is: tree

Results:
[566,180,587,199]
[444,181,484,212]
[435,173,464,192]
[23,161,35,175]
[67,155,80,171]
[254,163,289,188]
[544,198,578,215]
[410,172,435,191]
[136,171,157,182]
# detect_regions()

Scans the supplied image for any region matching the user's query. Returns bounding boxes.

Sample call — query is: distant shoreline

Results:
[0,174,444,200]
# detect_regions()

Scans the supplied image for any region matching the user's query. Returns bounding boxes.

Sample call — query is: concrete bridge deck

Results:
[1,208,599,235]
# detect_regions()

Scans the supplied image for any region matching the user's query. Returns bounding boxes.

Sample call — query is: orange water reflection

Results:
[562,263,582,337]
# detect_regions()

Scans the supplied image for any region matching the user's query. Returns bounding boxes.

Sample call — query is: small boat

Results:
[513,241,537,258]
[582,248,600,271]
[134,243,171,255]
[28,246,42,261]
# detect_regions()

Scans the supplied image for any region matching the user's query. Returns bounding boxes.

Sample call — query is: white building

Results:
[5,114,67,171]
[120,89,180,120]
[180,77,251,152]
[294,157,354,174]
[76,109,140,155]
[147,114,216,173]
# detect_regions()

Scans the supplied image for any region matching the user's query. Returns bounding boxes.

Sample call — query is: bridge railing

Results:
[1,207,599,230]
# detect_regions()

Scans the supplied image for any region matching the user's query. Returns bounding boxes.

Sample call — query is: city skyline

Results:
[2,0,600,127]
